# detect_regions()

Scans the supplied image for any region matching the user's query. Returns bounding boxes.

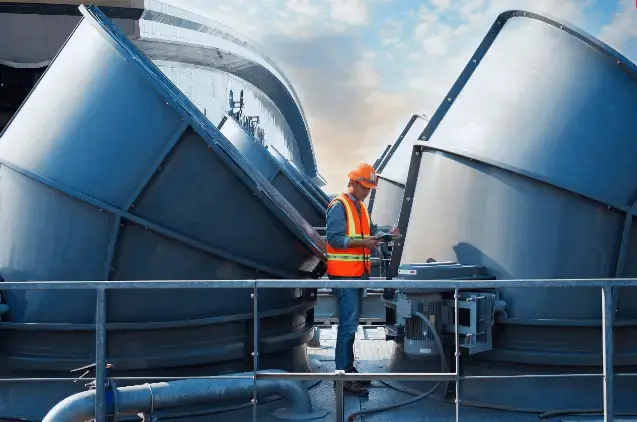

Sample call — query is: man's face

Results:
[352,182,371,201]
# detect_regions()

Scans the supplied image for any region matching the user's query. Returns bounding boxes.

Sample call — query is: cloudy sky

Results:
[168,0,636,191]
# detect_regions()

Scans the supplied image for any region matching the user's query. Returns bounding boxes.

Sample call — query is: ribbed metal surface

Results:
[0,6,324,419]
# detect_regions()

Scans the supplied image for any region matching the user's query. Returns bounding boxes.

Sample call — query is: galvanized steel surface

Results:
[219,115,326,226]
[0,5,324,418]
[389,9,637,414]
[268,144,330,209]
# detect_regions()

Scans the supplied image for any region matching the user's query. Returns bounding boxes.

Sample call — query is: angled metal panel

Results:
[218,115,326,226]
[387,9,637,413]
[0,6,323,418]
[268,144,330,209]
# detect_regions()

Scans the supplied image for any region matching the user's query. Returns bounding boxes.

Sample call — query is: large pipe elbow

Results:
[43,370,322,422]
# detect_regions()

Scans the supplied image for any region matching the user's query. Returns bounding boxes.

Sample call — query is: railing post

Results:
[252,282,259,422]
[602,286,614,422]
[95,287,107,422]
[335,378,344,422]
[454,286,460,422]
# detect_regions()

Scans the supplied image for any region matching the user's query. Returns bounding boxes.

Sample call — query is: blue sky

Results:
[169,0,637,190]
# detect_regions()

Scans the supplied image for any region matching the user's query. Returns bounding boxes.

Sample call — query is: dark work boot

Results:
[350,367,371,385]
[342,380,369,396]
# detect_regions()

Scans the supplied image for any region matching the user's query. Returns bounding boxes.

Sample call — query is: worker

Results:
[325,162,399,396]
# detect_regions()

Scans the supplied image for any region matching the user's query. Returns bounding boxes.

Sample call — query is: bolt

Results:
[447,97,452,102]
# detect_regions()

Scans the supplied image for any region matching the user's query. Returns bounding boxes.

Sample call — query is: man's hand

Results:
[361,237,381,249]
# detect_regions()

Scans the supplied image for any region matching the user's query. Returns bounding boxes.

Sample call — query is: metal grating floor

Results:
[153,325,630,422]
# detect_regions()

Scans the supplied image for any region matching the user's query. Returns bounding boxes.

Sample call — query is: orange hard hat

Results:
[348,162,378,189]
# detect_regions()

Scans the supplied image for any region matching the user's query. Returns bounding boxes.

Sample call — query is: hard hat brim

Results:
[357,180,377,189]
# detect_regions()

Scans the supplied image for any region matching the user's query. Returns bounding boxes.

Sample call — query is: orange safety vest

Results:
[326,194,372,277]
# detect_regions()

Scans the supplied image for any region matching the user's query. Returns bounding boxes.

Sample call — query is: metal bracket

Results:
[71,362,119,421]
[443,292,496,355]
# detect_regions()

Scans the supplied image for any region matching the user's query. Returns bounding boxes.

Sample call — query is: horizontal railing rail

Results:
[0,278,624,422]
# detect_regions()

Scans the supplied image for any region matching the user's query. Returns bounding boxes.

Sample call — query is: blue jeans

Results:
[332,286,364,371]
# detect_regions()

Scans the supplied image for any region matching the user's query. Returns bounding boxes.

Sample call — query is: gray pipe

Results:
[43,369,325,422]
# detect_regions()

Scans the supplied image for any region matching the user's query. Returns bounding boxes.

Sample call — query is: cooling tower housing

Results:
[268,144,330,210]
[387,9,637,412]
[0,5,325,419]
[218,115,326,226]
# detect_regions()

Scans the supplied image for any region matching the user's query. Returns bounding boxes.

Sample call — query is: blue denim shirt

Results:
[326,193,378,249]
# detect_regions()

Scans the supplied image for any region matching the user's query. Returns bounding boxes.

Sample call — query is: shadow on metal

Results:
[386,8,637,413]
[0,4,325,420]
[218,115,326,226]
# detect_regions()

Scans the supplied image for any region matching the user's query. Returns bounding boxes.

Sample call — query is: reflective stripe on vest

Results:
[326,194,371,277]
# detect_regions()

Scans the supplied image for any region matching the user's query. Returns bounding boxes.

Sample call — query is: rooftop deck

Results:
[143,324,625,422]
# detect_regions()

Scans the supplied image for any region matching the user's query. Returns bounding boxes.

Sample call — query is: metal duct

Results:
[388,9,637,411]
[218,115,326,226]
[0,5,324,419]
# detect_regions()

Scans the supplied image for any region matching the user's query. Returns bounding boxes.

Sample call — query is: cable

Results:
[538,409,637,419]
[346,312,449,421]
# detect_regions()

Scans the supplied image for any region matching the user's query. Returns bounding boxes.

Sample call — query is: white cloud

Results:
[286,0,322,17]
[599,0,637,53]
[431,0,452,10]
[329,0,370,26]
[378,18,406,47]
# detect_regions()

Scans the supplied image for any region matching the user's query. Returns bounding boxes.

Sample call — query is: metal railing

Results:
[0,277,626,422]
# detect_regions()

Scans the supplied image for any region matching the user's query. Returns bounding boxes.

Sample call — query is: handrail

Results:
[0,277,621,422]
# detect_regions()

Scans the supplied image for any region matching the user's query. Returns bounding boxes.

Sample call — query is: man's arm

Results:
[326,201,351,249]
[327,201,380,249]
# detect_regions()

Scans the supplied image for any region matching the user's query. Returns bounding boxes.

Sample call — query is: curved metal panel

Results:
[133,2,319,180]
[389,9,637,411]
[218,115,325,226]
[0,0,319,181]
[0,7,324,418]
